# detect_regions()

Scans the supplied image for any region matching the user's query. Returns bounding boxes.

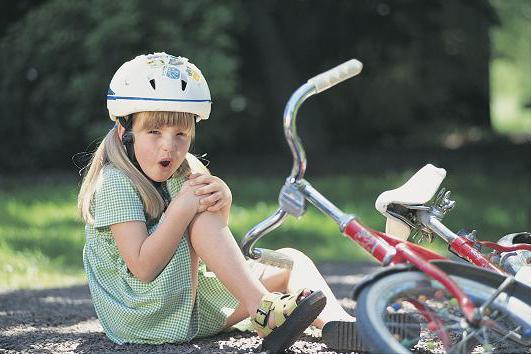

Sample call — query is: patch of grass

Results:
[0,170,528,290]
[0,180,86,289]
[491,60,531,134]
[490,0,531,134]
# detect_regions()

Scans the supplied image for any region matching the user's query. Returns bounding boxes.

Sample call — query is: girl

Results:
[78,52,364,353]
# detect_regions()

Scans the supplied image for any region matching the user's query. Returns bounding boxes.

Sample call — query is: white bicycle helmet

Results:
[107,52,211,121]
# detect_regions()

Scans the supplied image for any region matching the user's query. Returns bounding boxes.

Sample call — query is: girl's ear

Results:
[116,124,125,142]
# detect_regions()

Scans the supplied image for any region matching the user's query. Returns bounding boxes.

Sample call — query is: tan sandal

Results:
[251,289,326,353]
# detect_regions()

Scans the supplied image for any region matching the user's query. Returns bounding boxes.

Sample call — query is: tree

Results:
[234,0,497,153]
[0,0,499,171]
[0,0,242,170]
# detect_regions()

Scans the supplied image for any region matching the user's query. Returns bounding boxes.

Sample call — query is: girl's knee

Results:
[188,211,226,238]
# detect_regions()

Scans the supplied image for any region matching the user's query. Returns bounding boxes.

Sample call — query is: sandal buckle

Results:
[254,299,273,327]
[254,308,268,327]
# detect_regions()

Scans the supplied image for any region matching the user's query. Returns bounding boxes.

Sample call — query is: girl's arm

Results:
[110,181,200,283]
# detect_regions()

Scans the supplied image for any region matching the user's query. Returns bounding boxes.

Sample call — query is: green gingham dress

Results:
[83,164,240,344]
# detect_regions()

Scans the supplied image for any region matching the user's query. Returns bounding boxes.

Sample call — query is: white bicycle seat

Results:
[516,266,531,287]
[375,164,447,240]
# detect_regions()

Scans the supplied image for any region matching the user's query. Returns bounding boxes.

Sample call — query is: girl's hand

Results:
[188,173,232,212]
[177,179,207,213]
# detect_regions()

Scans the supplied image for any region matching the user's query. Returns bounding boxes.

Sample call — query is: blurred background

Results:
[0,0,529,289]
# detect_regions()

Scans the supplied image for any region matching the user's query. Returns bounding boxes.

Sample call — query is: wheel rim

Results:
[361,272,530,353]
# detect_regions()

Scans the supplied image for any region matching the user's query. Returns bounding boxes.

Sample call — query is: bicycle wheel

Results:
[356,263,531,353]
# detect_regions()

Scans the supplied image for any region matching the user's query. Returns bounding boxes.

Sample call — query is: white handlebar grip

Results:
[258,249,294,270]
[308,59,363,93]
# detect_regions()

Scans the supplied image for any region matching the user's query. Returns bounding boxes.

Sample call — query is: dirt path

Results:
[0,262,378,354]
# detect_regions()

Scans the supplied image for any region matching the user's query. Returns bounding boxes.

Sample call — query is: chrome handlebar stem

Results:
[241,84,317,259]
[241,82,356,259]
[284,83,316,182]
[240,208,288,260]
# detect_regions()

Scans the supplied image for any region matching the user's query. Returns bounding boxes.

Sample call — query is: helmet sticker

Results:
[168,56,187,66]
[164,66,181,80]
[186,66,201,81]
[168,57,179,66]
[191,70,201,81]
[146,55,166,67]
[186,64,201,81]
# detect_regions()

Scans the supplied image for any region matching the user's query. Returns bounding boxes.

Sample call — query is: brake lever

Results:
[279,178,307,218]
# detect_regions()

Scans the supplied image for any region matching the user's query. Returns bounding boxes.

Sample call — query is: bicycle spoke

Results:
[482,325,493,353]
[479,276,515,316]
[359,270,531,354]
[491,323,528,346]
[414,295,527,353]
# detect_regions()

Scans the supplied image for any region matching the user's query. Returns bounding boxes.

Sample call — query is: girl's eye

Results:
[148,130,160,134]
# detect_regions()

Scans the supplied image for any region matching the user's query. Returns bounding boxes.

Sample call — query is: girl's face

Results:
[131,117,192,182]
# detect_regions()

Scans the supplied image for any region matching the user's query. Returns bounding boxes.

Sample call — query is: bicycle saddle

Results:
[375,164,447,240]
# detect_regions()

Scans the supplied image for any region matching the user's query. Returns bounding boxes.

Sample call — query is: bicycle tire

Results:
[356,264,531,353]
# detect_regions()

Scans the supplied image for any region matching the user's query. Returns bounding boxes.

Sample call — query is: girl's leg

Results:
[187,211,271,318]
[223,248,354,329]
[276,248,355,328]
[223,259,290,328]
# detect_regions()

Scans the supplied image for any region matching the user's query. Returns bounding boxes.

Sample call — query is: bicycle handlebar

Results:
[241,59,364,262]
[286,59,364,182]
[308,59,363,93]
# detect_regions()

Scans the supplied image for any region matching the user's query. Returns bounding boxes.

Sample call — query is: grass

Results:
[0,180,85,290]
[491,60,531,134]
[489,0,531,135]
[0,169,528,290]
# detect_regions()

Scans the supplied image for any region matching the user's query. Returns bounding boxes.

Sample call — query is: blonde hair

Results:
[78,111,209,224]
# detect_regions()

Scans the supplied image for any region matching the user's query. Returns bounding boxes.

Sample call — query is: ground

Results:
[0,262,378,354]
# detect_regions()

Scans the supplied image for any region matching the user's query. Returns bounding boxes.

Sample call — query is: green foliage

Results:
[490,0,531,133]
[1,0,503,171]
[490,0,531,87]
[234,0,497,154]
[1,171,528,290]
[0,0,242,170]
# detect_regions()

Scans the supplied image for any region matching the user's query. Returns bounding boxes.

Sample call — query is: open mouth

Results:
[159,160,171,167]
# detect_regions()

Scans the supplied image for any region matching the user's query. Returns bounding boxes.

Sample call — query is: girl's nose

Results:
[161,135,177,151]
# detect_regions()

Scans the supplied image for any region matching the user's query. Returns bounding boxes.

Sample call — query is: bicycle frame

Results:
[240,60,528,325]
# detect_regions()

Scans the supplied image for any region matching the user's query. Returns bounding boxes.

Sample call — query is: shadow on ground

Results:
[0,262,378,353]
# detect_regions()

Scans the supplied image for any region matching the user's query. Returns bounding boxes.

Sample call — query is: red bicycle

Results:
[241,59,531,353]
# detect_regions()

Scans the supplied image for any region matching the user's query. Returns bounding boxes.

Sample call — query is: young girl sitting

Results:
[78,52,361,353]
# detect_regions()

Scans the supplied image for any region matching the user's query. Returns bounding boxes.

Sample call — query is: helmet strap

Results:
[118,115,138,168]
[118,115,171,212]
[152,181,171,212]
